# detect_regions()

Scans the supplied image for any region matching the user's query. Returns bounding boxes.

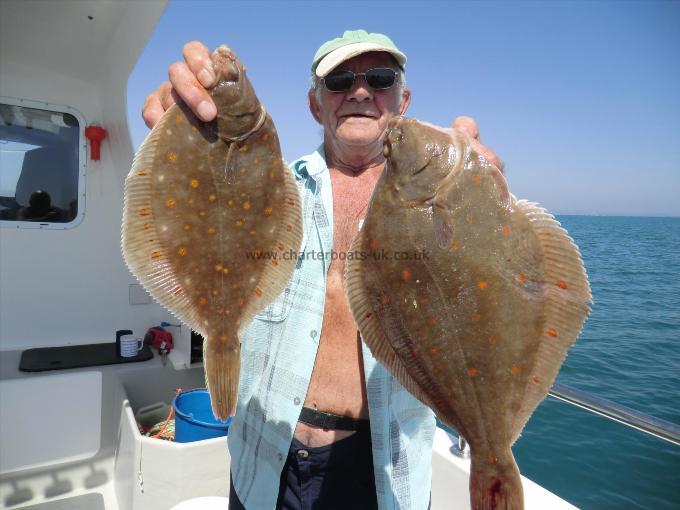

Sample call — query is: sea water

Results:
[513,216,680,509]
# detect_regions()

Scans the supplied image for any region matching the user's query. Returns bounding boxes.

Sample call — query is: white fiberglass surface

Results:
[0,371,102,473]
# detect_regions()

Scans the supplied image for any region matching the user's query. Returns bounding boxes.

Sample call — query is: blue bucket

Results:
[173,389,231,443]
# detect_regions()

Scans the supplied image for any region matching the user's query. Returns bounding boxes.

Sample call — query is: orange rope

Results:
[151,387,183,440]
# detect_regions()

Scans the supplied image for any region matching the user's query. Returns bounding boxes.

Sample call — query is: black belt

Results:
[299,406,370,432]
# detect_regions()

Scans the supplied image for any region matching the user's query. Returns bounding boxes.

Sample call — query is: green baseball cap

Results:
[312,29,407,78]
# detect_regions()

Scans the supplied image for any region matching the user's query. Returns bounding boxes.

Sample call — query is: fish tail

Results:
[469,448,524,510]
[203,336,241,422]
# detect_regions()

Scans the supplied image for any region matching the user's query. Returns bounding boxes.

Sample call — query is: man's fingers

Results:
[471,139,504,173]
[141,86,169,129]
[183,41,217,88]
[452,115,480,140]
[168,60,217,122]
[158,81,175,110]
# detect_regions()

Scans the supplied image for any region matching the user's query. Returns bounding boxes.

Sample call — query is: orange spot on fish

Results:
[277,243,284,251]
[198,297,207,306]
[139,208,151,217]
[207,227,216,234]
[237,298,245,307]
[547,328,558,337]
[190,179,199,188]
[175,114,183,123]
[222,267,230,275]
[150,251,161,260]
[214,264,223,272]
[511,365,522,375]
[228,199,235,206]
[468,368,479,377]
[261,132,269,141]
[401,269,411,281]
[450,242,460,250]
[183,223,190,231]
[286,224,293,232]
[486,454,498,464]
[380,295,389,305]
[473,314,482,322]
[165,198,176,208]
[556,279,568,289]
[478,280,488,290]
[489,335,497,345]
[235,220,243,227]
[167,151,178,162]
[516,273,526,284]
[272,259,279,266]
[239,167,247,174]
[243,201,251,210]
[239,145,249,153]
[472,174,482,184]
[369,239,378,250]
[199,210,206,217]
[220,334,228,342]
[501,225,511,236]
[264,206,273,215]
[143,222,151,229]
[208,194,216,202]
[177,246,187,257]
[212,289,219,296]
[287,198,296,206]
[466,214,476,223]
[138,171,148,176]
[532,376,540,384]
[430,346,439,354]
[249,229,257,235]
[255,288,263,297]
[428,316,437,325]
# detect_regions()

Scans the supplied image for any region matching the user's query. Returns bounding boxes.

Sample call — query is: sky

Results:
[127,0,680,217]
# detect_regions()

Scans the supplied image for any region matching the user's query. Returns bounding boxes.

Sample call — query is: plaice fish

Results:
[346,116,591,510]
[121,46,302,421]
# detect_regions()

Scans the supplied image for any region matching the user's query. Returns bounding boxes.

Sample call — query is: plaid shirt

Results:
[229,147,436,509]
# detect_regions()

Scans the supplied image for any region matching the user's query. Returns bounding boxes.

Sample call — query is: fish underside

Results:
[346,117,591,510]
[122,46,303,421]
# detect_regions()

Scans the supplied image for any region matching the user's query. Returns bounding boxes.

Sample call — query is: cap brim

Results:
[315,42,406,77]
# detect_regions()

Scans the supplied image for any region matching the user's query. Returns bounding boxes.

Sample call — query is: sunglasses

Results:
[322,68,398,92]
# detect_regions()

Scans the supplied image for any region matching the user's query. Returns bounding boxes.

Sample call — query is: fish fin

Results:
[345,232,433,407]
[224,142,238,184]
[239,157,303,327]
[469,448,524,510]
[511,200,592,439]
[204,335,240,420]
[432,203,454,248]
[121,105,200,330]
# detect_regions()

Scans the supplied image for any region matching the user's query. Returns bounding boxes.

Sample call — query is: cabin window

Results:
[0,98,86,229]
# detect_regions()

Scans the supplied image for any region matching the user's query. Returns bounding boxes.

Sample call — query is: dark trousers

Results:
[229,427,378,509]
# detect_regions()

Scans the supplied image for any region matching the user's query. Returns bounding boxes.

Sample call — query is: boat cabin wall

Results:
[0,0,170,351]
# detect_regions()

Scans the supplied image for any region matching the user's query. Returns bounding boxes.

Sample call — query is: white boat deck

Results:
[0,350,576,510]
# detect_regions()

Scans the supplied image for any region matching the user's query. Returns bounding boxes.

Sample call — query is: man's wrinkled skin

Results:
[141,40,503,448]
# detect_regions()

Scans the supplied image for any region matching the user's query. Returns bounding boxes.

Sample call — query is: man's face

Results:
[309,52,411,151]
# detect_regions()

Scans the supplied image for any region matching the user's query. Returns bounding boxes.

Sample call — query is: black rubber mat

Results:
[19,342,153,372]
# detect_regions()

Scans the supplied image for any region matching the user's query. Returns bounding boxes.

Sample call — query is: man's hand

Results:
[141,41,219,129]
[452,116,504,172]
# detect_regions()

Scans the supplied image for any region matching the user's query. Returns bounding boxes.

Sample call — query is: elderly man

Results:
[143,30,501,510]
